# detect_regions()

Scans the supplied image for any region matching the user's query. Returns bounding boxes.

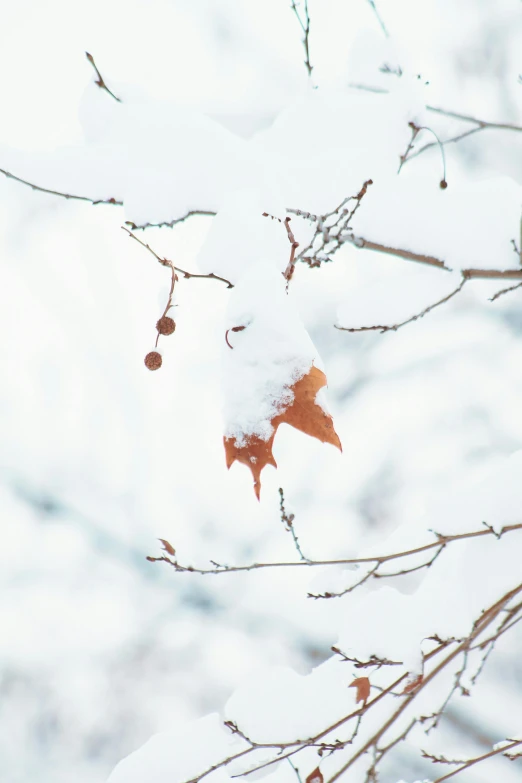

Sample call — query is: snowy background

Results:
[1,1,522,781]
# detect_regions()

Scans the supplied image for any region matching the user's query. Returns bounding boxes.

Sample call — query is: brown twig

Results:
[85,52,121,102]
[325,582,522,782]
[146,522,522,576]
[489,281,522,302]
[336,278,467,334]
[430,739,522,782]
[122,226,233,287]
[283,217,300,282]
[293,180,373,270]
[0,167,122,206]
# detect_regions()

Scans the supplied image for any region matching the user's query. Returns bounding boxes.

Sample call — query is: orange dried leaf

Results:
[403,674,423,694]
[159,538,176,556]
[306,767,324,783]
[224,365,341,499]
[349,676,371,703]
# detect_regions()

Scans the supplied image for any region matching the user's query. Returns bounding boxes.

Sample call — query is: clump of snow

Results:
[225,660,352,744]
[222,262,323,444]
[197,188,289,284]
[252,87,415,213]
[351,173,522,272]
[106,713,246,783]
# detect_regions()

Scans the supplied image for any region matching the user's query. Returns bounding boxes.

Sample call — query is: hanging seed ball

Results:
[156,316,176,335]
[440,179,448,190]
[144,351,162,371]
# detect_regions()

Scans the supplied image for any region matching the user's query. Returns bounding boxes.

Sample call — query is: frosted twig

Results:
[125,211,216,231]
[336,278,467,334]
[278,488,309,561]
[295,179,373,269]
[366,0,389,37]
[407,126,485,162]
[85,52,121,102]
[283,218,300,282]
[426,106,522,133]
[290,1,313,78]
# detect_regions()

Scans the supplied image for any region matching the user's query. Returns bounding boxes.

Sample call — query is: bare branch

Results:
[426,105,522,133]
[146,522,522,576]
[336,278,467,334]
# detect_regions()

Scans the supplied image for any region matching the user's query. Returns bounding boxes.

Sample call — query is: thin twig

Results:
[290,1,313,77]
[407,126,485,162]
[125,211,216,231]
[85,52,121,102]
[122,226,233,287]
[489,281,522,302]
[336,278,467,334]
[431,740,522,782]
[147,522,522,575]
[0,167,122,205]
[426,106,522,133]
[366,0,389,37]
[284,217,300,282]
[279,488,309,561]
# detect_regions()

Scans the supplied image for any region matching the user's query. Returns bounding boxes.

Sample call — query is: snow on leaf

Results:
[349,676,371,703]
[306,767,324,783]
[222,263,341,499]
[225,364,341,499]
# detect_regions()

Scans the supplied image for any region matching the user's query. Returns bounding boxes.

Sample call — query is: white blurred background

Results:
[1,1,522,781]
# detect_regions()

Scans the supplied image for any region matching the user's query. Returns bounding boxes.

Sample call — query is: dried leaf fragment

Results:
[403,674,423,694]
[349,676,371,703]
[158,538,176,556]
[224,365,341,499]
[306,767,324,783]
